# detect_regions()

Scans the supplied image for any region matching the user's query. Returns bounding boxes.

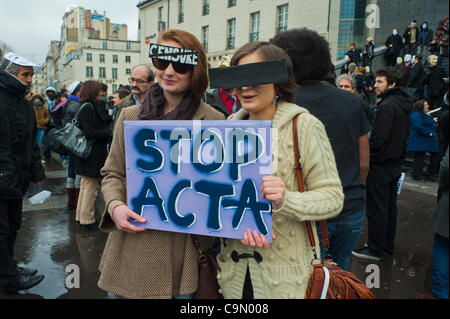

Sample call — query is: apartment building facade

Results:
[43,6,140,93]
[137,0,342,65]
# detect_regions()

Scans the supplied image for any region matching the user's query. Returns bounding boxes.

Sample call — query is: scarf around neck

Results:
[138,83,200,120]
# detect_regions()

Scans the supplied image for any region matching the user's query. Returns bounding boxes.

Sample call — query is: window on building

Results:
[99,67,106,78]
[337,0,367,60]
[228,0,237,7]
[250,12,260,42]
[125,56,131,63]
[86,66,93,78]
[126,42,131,51]
[113,54,118,63]
[126,68,131,75]
[86,53,92,62]
[112,68,118,79]
[100,54,105,63]
[103,41,108,49]
[178,0,184,23]
[112,84,118,92]
[201,25,209,52]
[226,18,236,49]
[158,6,163,22]
[276,4,289,34]
[202,0,210,16]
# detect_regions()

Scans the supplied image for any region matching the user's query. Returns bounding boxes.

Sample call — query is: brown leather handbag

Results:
[191,235,223,299]
[291,114,375,299]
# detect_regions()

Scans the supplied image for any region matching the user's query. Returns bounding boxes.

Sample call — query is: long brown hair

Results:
[157,29,208,101]
[79,80,103,103]
[230,41,298,103]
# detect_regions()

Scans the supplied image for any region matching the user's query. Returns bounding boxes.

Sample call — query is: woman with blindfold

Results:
[215,42,344,299]
[97,29,224,299]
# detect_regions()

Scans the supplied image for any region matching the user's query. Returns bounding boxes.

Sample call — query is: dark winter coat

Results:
[0,70,45,199]
[74,101,112,178]
[428,148,449,238]
[406,111,440,153]
[62,96,81,127]
[425,66,447,99]
[419,25,434,47]
[407,61,424,89]
[403,26,420,44]
[385,34,404,58]
[362,42,375,66]
[370,87,412,164]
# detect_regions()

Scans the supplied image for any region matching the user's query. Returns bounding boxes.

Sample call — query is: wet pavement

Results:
[0,155,442,299]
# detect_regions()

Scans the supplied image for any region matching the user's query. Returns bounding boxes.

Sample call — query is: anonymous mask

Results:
[396,57,403,65]
[429,55,438,67]
[365,66,371,73]
[393,29,398,36]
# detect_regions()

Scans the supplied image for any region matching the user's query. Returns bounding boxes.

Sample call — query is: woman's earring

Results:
[272,95,280,105]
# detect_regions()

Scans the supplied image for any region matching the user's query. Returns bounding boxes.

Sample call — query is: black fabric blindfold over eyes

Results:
[152,58,194,74]
[208,60,288,89]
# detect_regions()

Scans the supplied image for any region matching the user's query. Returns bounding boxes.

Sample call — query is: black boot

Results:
[2,273,45,294]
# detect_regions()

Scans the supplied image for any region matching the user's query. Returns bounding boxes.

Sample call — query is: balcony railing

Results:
[250,32,259,42]
[276,25,288,34]
[226,37,235,49]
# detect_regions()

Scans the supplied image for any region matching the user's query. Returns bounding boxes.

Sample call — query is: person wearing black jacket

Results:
[419,22,434,63]
[270,28,372,271]
[74,81,112,230]
[352,67,413,261]
[403,20,420,55]
[408,54,425,99]
[385,29,404,67]
[0,52,45,294]
[424,55,447,110]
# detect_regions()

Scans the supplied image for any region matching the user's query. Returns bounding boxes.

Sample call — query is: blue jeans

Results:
[432,234,449,299]
[317,209,364,271]
[36,128,45,150]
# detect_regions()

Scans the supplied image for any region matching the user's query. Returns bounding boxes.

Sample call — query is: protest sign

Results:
[124,120,273,241]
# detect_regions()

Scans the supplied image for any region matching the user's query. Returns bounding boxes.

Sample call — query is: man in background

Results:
[0,51,46,294]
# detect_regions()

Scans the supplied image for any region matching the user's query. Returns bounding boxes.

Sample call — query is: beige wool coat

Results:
[98,102,225,299]
[217,101,344,299]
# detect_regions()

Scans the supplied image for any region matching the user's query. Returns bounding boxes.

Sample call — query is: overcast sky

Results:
[0,0,139,65]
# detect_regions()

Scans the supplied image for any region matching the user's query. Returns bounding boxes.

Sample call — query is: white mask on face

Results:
[393,30,398,36]
[422,23,427,29]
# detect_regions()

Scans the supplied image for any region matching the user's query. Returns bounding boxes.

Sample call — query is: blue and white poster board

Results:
[124,120,273,242]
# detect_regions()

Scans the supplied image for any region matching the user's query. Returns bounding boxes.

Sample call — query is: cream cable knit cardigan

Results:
[216,101,344,299]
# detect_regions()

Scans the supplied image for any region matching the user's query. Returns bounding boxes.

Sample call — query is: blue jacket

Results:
[406,111,440,152]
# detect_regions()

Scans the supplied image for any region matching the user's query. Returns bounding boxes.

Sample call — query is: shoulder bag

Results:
[291,114,375,299]
[191,235,223,299]
[46,103,94,159]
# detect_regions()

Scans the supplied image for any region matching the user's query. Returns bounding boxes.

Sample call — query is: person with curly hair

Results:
[215,41,343,299]
[270,28,372,270]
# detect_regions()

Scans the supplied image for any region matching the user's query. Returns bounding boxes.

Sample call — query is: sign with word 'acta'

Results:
[124,120,273,241]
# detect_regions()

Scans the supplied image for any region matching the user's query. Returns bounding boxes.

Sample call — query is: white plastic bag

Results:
[28,190,52,205]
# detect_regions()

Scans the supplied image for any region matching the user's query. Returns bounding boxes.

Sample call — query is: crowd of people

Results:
[0,20,448,300]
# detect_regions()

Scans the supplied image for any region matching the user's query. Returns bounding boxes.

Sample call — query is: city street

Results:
[0,153,440,299]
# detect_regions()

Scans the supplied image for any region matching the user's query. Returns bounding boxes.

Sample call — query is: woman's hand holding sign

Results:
[112,204,147,233]
[261,175,286,210]
[240,175,285,248]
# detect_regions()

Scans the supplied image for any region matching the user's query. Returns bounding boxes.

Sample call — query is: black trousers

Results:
[413,151,441,178]
[0,199,22,288]
[365,163,403,256]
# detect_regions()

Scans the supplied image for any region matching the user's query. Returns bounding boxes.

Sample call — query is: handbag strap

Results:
[72,102,93,124]
[292,114,330,254]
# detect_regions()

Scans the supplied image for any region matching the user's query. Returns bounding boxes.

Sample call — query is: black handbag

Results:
[47,103,94,159]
